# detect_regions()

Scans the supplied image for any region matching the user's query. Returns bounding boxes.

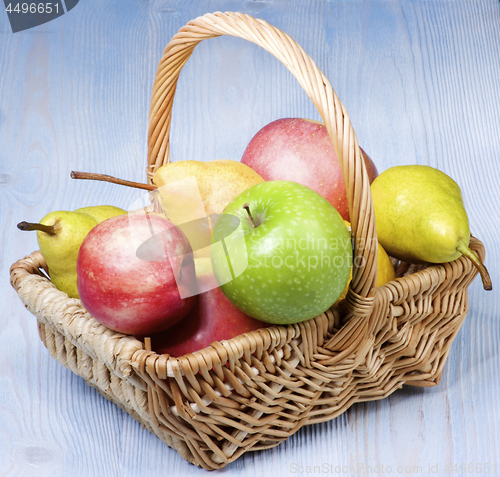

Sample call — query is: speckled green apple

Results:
[211,180,352,325]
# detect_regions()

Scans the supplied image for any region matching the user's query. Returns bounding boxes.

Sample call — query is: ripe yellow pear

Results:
[370,165,491,290]
[153,159,265,220]
[335,221,396,304]
[75,205,127,223]
[17,205,126,298]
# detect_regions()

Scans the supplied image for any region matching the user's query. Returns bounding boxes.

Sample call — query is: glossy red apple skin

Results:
[148,274,269,357]
[77,213,196,336]
[241,117,378,221]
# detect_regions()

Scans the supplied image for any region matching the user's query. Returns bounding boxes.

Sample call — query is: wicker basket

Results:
[10,12,486,470]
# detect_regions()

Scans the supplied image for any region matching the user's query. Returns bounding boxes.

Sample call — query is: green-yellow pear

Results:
[75,205,127,223]
[370,165,491,290]
[17,205,126,298]
[152,159,265,222]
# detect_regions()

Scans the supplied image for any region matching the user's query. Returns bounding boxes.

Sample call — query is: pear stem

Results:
[70,171,157,191]
[17,221,56,236]
[457,241,492,291]
[243,203,257,228]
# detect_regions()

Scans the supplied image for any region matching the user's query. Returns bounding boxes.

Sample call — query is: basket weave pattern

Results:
[10,12,485,470]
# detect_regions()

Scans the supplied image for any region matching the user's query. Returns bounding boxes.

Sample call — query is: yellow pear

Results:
[370,165,491,290]
[153,160,264,261]
[335,221,396,304]
[153,159,265,220]
[17,205,126,298]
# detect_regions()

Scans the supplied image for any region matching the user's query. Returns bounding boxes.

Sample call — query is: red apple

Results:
[241,117,378,221]
[77,213,196,335]
[148,261,268,357]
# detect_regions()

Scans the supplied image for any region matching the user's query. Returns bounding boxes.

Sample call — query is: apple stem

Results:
[457,241,492,291]
[70,171,157,191]
[17,221,56,236]
[243,203,257,227]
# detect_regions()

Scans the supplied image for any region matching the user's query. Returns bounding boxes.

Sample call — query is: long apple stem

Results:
[242,203,257,227]
[457,241,492,290]
[70,171,157,191]
[17,221,56,236]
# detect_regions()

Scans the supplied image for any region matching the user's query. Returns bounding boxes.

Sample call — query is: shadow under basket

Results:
[10,11,487,471]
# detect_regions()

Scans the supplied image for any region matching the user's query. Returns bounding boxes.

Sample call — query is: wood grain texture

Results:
[1,0,499,475]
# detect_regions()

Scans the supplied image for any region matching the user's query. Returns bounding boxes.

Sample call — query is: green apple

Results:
[210,180,352,325]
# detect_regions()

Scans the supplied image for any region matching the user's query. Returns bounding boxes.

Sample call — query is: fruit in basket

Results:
[152,159,265,223]
[148,258,268,357]
[17,205,126,298]
[240,118,378,221]
[73,205,126,223]
[370,165,492,290]
[335,221,396,303]
[77,213,196,335]
[374,242,397,285]
[211,180,352,325]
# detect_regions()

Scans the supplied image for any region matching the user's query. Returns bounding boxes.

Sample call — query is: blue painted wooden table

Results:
[1,1,499,475]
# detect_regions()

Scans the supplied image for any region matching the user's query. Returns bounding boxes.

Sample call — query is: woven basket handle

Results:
[147,11,378,301]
